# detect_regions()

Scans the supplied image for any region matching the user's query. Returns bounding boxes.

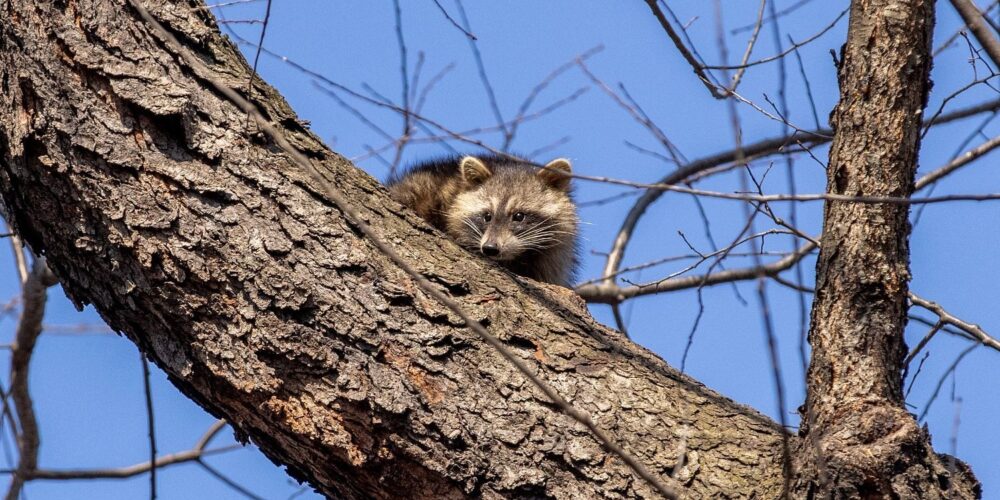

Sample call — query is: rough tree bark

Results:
[0,1,790,498]
[793,0,980,498]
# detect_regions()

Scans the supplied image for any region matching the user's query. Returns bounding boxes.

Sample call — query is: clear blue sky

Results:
[2,1,998,498]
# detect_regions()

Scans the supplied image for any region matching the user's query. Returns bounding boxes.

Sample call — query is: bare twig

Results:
[949,0,1000,70]
[732,0,817,34]
[6,230,28,286]
[918,344,978,422]
[453,0,508,140]
[597,98,1000,293]
[6,258,58,500]
[706,8,848,71]
[642,0,727,99]
[141,355,157,500]
[197,461,265,500]
[728,0,767,92]
[905,322,944,368]
[909,293,1000,352]
[579,241,817,304]
[10,420,234,480]
[915,134,1000,190]
[429,0,476,40]
[390,0,411,176]
[505,46,603,149]
[245,0,272,98]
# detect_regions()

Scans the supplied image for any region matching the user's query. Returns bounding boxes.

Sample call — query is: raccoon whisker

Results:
[462,218,483,238]
[520,229,574,239]
[518,238,561,249]
[519,223,568,237]
[518,232,565,244]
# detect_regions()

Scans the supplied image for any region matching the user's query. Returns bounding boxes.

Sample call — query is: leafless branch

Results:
[452,0,508,141]
[728,0,767,92]
[731,0,818,34]
[918,344,978,422]
[905,322,944,368]
[6,258,58,500]
[705,8,848,71]
[573,172,1000,205]
[7,420,235,480]
[915,134,1000,190]
[197,460,266,500]
[908,293,1000,353]
[578,241,817,304]
[504,45,604,149]
[141,355,158,500]
[642,0,727,99]
[596,98,1000,294]
[6,229,28,286]
[429,0,476,40]
[949,0,1000,70]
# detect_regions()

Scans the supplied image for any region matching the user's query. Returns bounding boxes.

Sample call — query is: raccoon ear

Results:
[460,156,492,185]
[537,158,572,191]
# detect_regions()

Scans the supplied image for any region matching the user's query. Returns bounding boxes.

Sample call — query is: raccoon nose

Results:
[481,243,500,257]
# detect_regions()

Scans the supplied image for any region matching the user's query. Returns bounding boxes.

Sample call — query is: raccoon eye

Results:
[483,212,492,222]
[512,212,525,222]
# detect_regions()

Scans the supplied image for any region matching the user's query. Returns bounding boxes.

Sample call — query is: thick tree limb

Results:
[794,1,980,497]
[0,1,791,498]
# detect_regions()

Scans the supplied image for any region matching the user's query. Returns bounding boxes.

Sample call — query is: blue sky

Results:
[2,1,998,498]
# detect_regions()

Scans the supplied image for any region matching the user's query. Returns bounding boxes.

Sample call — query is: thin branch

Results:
[13,446,241,480]
[905,322,944,368]
[731,0,817,34]
[390,0,411,176]
[126,2,681,497]
[197,460,265,500]
[705,8,848,70]
[908,293,1000,352]
[610,303,630,338]
[918,344,978,422]
[598,98,1000,289]
[244,0,273,113]
[141,355,157,500]
[6,230,28,286]
[914,133,1000,190]
[579,241,817,304]
[452,0,508,140]
[728,0,767,92]
[572,172,1000,205]
[5,258,58,500]
[642,0,727,99]
[429,0,476,40]
[504,45,603,149]
[949,0,1000,70]
[3,420,230,481]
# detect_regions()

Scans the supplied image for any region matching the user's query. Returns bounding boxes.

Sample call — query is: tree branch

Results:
[0,1,792,497]
[949,0,1000,69]
[6,258,57,500]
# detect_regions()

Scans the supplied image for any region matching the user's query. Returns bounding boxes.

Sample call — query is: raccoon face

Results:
[446,156,577,263]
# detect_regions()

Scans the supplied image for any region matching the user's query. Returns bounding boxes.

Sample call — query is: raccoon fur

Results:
[387,154,579,286]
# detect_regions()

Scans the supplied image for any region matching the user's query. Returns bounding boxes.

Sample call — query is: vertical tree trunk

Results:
[795,0,979,497]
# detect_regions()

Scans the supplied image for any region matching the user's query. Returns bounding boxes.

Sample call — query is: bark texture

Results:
[794,0,980,498]
[0,1,791,498]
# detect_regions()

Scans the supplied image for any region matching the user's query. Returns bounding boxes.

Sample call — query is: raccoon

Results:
[387,154,579,286]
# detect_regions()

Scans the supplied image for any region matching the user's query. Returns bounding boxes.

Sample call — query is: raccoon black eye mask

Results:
[387,154,580,286]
